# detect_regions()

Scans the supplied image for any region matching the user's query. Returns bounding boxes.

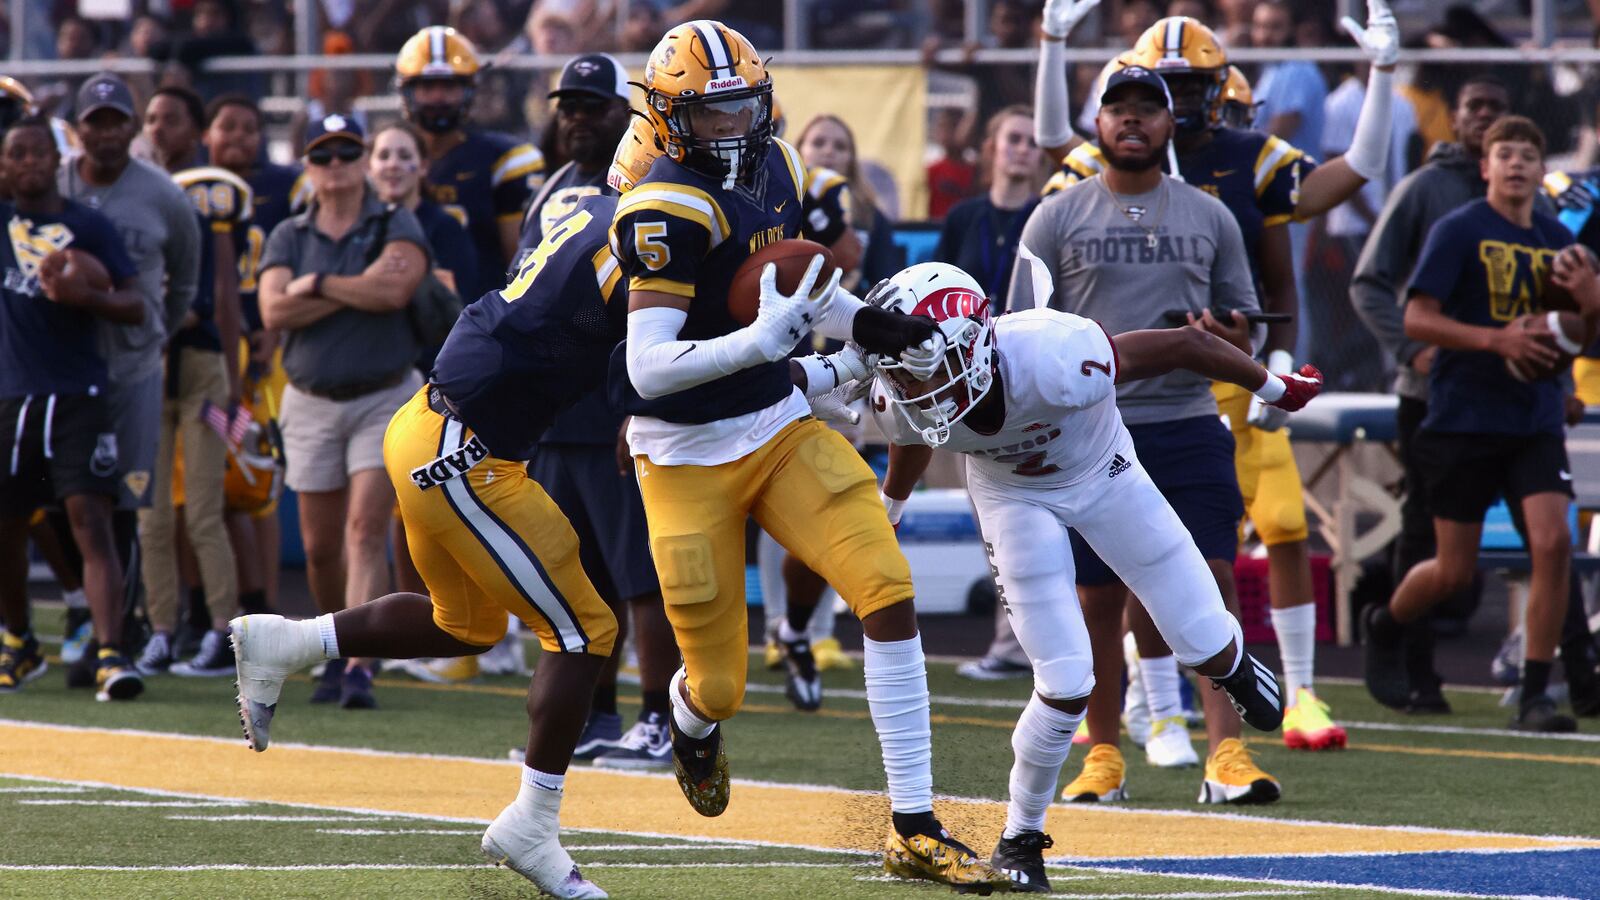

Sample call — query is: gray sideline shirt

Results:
[259,188,429,395]
[1007,173,1259,425]
[60,157,200,383]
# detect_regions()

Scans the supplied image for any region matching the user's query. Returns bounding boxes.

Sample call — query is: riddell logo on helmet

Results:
[705,77,747,93]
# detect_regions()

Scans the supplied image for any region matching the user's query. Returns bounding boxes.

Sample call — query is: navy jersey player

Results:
[397,26,545,300]
[611,19,1005,891]
[0,117,145,702]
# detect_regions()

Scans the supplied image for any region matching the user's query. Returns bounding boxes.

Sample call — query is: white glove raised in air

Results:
[1041,0,1102,40]
[1340,0,1398,68]
[752,254,842,362]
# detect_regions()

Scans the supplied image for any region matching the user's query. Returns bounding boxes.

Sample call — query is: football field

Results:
[2,606,1597,899]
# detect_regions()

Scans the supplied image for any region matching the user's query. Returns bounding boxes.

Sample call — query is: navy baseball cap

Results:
[76,73,135,122]
[550,53,629,102]
[304,112,365,153]
[1100,66,1174,111]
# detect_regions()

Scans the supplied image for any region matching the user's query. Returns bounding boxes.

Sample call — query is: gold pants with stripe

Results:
[382,388,616,655]
[635,417,913,720]
[1213,381,1310,546]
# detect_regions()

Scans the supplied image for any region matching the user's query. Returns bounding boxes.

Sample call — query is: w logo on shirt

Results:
[7,217,73,280]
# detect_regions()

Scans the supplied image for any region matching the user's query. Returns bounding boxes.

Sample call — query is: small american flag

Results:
[200,400,253,448]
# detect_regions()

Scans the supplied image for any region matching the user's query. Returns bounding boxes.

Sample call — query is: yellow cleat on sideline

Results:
[1060,743,1126,802]
[1198,738,1280,805]
[813,636,855,670]
[884,829,1011,894]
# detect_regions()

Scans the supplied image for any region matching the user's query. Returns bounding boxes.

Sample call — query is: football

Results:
[727,239,836,326]
[1504,310,1587,382]
[40,247,112,293]
[1541,244,1600,312]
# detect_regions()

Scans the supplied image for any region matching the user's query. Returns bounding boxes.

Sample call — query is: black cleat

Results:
[780,637,822,712]
[1362,605,1411,710]
[1512,694,1578,733]
[990,830,1054,893]
[667,716,729,817]
[1209,652,1284,732]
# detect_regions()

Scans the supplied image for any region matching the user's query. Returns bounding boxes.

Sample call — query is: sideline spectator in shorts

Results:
[0,117,144,700]
[258,114,429,710]
[59,72,201,687]
[1362,117,1593,733]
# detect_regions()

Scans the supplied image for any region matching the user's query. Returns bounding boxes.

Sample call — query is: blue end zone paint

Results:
[1090,847,1600,898]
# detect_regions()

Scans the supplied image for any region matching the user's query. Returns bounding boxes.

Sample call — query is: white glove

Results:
[797,342,873,398]
[898,331,949,381]
[1340,0,1398,68]
[752,255,839,362]
[1246,350,1294,432]
[862,277,907,310]
[1041,0,1101,40]
[808,377,871,426]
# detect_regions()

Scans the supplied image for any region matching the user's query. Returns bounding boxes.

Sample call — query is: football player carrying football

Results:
[611,19,1007,892]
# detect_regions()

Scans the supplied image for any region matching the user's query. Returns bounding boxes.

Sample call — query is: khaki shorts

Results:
[280,371,422,493]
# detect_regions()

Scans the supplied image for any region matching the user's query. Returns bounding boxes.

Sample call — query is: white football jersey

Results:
[870,309,1130,486]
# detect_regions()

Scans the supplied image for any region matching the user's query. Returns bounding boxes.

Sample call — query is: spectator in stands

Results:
[292,32,373,152]
[174,0,261,101]
[934,105,1044,314]
[1252,0,1326,157]
[1349,74,1516,712]
[257,114,429,710]
[797,114,898,285]
[38,16,100,119]
[1115,0,1162,48]
[1364,116,1593,733]
[60,73,201,688]
[0,116,144,700]
[1215,0,1255,47]
[926,107,977,220]
[133,85,243,678]
[618,3,664,52]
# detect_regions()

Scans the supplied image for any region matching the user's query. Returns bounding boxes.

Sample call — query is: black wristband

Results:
[311,272,327,297]
[852,306,936,356]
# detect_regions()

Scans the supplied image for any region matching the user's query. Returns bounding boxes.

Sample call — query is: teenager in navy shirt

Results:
[1365,116,1600,732]
[0,117,144,701]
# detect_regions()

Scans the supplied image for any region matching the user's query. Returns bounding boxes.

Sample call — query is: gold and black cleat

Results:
[667,716,729,817]
[885,825,1011,895]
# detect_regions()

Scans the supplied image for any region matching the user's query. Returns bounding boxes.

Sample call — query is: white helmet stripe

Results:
[1165,18,1183,58]
[690,20,732,74]
[429,26,446,64]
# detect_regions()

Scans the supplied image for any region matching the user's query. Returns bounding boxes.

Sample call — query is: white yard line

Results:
[18,799,246,808]
[0,786,85,793]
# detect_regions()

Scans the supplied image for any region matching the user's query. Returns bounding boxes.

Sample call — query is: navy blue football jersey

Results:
[608,138,808,424]
[428,129,545,301]
[0,200,137,398]
[430,195,625,461]
[172,166,253,352]
[239,163,309,332]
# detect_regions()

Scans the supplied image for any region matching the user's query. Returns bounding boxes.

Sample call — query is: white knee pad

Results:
[1031,652,1094,703]
[1170,609,1241,671]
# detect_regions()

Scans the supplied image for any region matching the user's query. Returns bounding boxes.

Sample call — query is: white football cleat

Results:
[1122,632,1150,747]
[1143,715,1200,768]
[482,804,605,898]
[229,615,323,752]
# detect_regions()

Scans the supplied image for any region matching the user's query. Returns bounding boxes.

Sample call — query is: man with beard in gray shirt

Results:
[1008,67,1295,808]
[58,73,199,682]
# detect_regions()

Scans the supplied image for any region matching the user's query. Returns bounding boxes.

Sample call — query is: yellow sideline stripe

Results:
[1351,743,1600,767]
[1,722,1593,862]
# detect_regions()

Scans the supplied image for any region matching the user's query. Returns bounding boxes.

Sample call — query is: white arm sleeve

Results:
[1341,68,1394,183]
[810,284,865,341]
[625,306,764,400]
[1035,38,1073,149]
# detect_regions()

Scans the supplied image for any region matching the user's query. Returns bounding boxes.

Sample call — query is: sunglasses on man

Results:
[306,141,364,167]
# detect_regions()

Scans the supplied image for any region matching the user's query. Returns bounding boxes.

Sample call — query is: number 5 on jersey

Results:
[634,221,672,271]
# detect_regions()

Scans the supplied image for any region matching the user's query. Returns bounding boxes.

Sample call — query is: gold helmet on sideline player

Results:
[641,19,774,187]
[1126,16,1228,132]
[395,26,482,134]
[1219,66,1256,129]
[607,113,665,194]
[0,76,34,132]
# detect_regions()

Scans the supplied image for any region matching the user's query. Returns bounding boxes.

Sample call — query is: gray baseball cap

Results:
[76,73,136,122]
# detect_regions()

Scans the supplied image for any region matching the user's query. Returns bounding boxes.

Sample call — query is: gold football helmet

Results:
[1219,66,1257,129]
[0,76,36,133]
[1127,17,1227,131]
[608,114,664,193]
[395,27,482,134]
[641,19,773,186]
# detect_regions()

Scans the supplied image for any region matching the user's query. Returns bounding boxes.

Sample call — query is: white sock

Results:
[1271,603,1316,700]
[508,767,564,849]
[1140,655,1183,723]
[669,668,715,739]
[314,614,340,659]
[777,619,803,643]
[1003,695,1083,838]
[863,634,933,814]
[62,587,87,610]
